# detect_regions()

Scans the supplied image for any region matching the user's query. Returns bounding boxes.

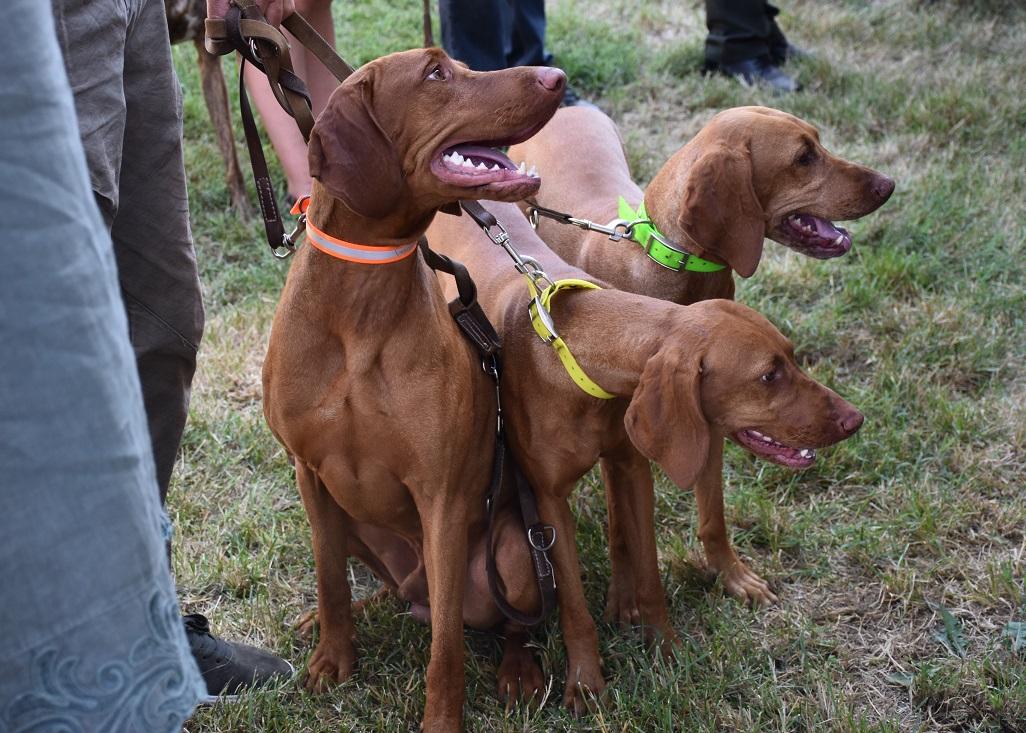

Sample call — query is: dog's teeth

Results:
[750,430,762,438]
[477,162,488,170]
[518,161,527,174]
[799,449,809,458]
[833,234,845,245]
[452,152,464,164]
[461,159,475,168]
[528,165,538,177]
[762,435,773,443]
[490,164,501,171]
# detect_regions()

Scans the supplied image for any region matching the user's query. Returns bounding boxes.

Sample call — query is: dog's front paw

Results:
[304,639,356,693]
[720,560,778,606]
[497,645,545,707]
[562,661,605,716]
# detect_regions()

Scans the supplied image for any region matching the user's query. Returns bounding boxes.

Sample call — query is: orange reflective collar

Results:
[290,196,419,265]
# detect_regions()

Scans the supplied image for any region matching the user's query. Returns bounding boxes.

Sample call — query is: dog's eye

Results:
[426,65,447,81]
[761,370,778,384]
[795,149,816,167]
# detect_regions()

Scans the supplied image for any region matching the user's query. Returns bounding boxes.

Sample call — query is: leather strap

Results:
[419,237,556,626]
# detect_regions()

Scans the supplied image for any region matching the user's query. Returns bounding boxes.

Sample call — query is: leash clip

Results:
[274,213,305,259]
[530,297,558,343]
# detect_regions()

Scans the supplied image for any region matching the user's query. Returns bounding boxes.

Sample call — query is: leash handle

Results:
[206,3,357,257]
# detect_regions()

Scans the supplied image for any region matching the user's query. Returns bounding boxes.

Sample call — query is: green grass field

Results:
[173,1,1026,730]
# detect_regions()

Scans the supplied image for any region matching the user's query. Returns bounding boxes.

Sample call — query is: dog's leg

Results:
[296,462,358,691]
[536,491,606,714]
[194,39,252,216]
[600,446,679,655]
[420,493,469,733]
[496,623,544,707]
[695,435,778,606]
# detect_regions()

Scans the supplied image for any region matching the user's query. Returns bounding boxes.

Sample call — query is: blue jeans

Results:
[0,0,205,730]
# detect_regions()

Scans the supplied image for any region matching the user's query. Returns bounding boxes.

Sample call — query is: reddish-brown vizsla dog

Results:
[504,106,893,626]
[262,48,564,732]
[425,202,864,710]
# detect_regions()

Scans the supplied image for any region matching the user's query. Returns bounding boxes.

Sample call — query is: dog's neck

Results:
[536,289,700,397]
[306,181,437,246]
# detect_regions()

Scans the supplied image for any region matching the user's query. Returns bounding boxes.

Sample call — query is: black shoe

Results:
[770,42,811,65]
[717,56,801,93]
[561,84,598,109]
[184,613,294,702]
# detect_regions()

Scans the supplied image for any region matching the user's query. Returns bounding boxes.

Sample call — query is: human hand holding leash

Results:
[207,0,295,27]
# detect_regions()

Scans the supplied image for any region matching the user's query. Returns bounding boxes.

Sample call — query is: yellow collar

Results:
[525,277,615,399]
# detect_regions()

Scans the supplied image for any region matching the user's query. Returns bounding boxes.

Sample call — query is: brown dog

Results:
[503,106,892,624]
[425,202,864,710]
[262,48,564,731]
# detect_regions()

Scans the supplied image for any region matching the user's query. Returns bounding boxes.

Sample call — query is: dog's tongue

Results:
[450,144,515,170]
[808,215,843,238]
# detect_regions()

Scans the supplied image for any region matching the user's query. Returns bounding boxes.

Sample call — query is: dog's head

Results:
[308,47,565,220]
[624,299,863,489]
[646,106,895,277]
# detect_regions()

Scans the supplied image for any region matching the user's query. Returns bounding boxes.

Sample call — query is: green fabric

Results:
[617,197,727,273]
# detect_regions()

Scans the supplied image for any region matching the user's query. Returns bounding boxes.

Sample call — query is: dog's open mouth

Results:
[734,428,816,469]
[775,213,852,259]
[433,142,539,187]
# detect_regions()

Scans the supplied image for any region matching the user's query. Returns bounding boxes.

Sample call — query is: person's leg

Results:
[508,0,552,67]
[704,0,772,68]
[115,0,205,503]
[0,1,204,729]
[439,0,513,71]
[117,0,294,696]
[704,0,799,91]
[296,0,338,118]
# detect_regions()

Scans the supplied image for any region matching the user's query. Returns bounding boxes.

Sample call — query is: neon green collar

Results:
[618,197,727,273]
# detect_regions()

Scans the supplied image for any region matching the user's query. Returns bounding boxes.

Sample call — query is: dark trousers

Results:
[704,0,790,67]
[439,0,551,71]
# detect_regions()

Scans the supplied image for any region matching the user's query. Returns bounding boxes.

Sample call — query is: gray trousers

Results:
[0,0,204,729]
[53,0,205,502]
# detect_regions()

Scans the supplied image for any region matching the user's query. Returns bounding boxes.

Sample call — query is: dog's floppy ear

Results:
[308,76,404,219]
[678,144,766,278]
[624,344,710,490]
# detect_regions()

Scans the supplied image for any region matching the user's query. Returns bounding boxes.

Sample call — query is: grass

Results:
[173,1,1026,730]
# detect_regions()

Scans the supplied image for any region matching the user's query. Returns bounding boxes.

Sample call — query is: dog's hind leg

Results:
[295,461,357,692]
[496,623,544,708]
[194,39,251,216]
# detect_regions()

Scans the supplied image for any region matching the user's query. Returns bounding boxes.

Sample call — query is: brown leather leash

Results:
[419,243,557,626]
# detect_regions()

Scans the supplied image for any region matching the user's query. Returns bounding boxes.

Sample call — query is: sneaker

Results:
[715,56,801,93]
[183,613,294,703]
